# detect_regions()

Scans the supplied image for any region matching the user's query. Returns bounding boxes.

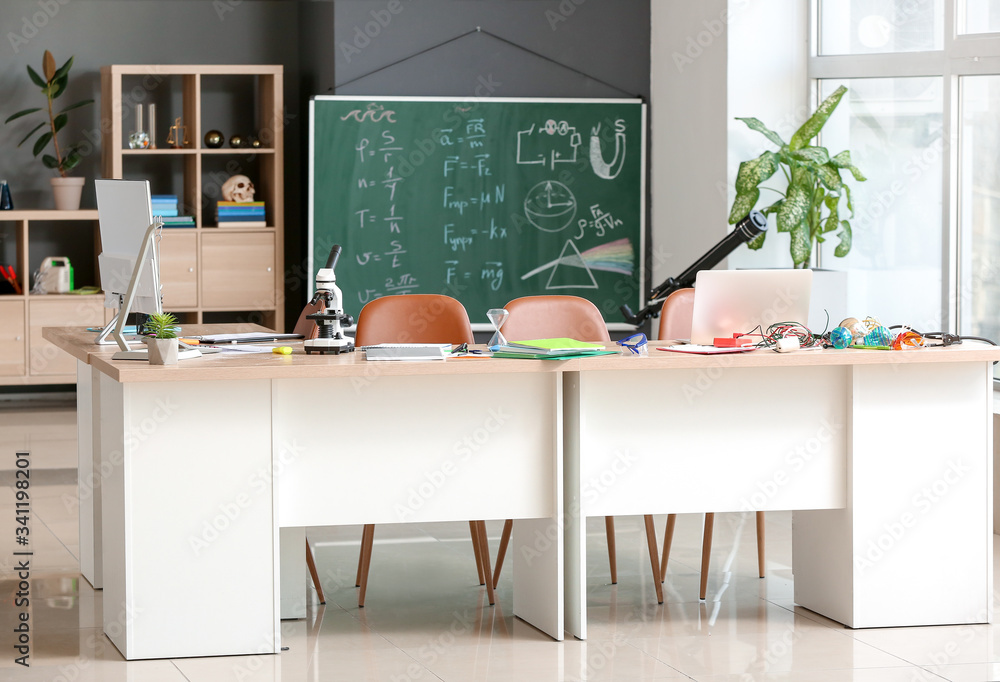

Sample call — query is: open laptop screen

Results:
[689,270,812,345]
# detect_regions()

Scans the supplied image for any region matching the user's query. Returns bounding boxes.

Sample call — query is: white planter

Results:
[809,269,848,333]
[50,177,85,210]
[144,337,178,365]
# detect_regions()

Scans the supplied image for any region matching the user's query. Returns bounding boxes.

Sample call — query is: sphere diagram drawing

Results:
[523,180,577,233]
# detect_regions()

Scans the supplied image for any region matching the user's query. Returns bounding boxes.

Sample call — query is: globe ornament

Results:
[204,130,224,148]
[229,134,246,149]
[830,326,852,349]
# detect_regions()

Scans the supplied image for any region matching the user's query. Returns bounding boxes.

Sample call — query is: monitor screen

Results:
[95,179,161,315]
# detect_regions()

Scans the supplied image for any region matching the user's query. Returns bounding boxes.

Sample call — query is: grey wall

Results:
[1,0,650,329]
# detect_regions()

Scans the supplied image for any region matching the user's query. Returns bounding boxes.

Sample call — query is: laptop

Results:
[689,270,813,346]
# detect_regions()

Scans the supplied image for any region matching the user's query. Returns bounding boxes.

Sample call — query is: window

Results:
[812,0,1000,374]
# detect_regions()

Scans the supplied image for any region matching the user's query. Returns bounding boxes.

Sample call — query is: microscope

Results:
[303,244,355,355]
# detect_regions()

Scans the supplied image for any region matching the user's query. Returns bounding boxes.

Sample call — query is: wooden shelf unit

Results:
[100,64,285,331]
[0,210,110,385]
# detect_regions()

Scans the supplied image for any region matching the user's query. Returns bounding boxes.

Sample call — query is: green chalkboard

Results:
[309,96,646,326]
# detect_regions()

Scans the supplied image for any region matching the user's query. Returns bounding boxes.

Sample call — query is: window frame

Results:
[810,0,1000,335]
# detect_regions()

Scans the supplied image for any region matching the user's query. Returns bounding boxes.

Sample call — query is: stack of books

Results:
[152,194,195,227]
[491,338,613,360]
[216,201,266,228]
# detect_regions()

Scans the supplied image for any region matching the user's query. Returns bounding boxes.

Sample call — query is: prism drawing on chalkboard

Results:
[521,238,634,290]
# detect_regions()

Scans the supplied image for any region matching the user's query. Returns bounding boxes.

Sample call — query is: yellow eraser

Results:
[273,346,292,355]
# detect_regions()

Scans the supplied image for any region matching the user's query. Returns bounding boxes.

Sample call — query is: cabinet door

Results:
[201,233,276,309]
[0,300,25,377]
[159,231,198,308]
[30,298,106,376]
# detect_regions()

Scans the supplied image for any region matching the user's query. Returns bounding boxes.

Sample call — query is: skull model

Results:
[222,175,255,202]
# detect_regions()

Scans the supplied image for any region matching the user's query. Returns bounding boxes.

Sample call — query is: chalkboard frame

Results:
[308,95,647,331]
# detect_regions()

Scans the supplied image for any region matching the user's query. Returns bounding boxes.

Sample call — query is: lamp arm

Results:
[621,211,768,327]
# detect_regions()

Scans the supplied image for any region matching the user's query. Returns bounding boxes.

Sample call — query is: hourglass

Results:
[487,308,509,348]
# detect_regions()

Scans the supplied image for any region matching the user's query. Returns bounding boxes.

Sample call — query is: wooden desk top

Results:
[44,327,1000,384]
[42,324,273,365]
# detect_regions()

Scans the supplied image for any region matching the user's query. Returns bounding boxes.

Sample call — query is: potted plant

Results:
[143,312,179,365]
[4,50,93,210]
[729,85,866,268]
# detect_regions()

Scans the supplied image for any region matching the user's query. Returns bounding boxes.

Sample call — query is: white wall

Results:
[650,0,730,285]
[651,0,809,285]
[726,0,809,270]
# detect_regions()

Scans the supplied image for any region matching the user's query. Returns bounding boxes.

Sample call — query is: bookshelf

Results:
[100,64,285,331]
[0,210,110,385]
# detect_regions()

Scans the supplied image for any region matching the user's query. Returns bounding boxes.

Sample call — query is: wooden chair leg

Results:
[470,521,486,585]
[475,520,496,606]
[358,524,375,607]
[605,516,618,584]
[756,511,766,579]
[643,515,664,604]
[305,537,326,604]
[699,513,714,601]
[659,513,676,583]
[356,524,373,587]
[492,519,513,589]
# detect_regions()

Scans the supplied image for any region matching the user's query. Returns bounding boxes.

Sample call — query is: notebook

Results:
[364,343,451,361]
[689,270,812,345]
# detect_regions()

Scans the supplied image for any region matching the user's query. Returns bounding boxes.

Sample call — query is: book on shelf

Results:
[217,200,264,207]
[161,216,196,227]
[213,220,267,228]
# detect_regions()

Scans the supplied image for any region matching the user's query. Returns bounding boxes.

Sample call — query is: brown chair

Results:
[490,295,662,604]
[656,288,766,600]
[352,294,495,607]
[295,300,328,604]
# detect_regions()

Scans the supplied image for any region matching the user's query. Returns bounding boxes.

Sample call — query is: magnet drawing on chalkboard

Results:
[523,180,577,232]
[521,238,634,290]
[590,120,627,180]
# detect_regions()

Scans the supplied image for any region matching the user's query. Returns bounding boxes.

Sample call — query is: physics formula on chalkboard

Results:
[309,96,646,327]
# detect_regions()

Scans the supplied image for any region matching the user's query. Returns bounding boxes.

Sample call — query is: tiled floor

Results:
[2,399,1000,681]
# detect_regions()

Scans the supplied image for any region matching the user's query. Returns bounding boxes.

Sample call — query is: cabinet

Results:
[100,64,284,330]
[0,211,110,385]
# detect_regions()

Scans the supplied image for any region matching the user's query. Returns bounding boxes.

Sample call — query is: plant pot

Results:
[144,337,178,365]
[50,176,85,210]
[809,269,848,333]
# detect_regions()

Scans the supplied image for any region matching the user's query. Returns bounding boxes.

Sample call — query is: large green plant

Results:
[729,85,866,268]
[5,50,93,177]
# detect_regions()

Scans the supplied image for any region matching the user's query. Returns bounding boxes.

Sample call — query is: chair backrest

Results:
[502,295,611,343]
[293,300,325,340]
[354,294,475,346]
[657,288,695,340]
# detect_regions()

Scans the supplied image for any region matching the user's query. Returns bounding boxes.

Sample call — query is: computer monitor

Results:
[689,269,813,345]
[96,179,161,322]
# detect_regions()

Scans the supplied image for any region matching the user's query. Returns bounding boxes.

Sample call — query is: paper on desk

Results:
[205,344,276,353]
[659,344,756,355]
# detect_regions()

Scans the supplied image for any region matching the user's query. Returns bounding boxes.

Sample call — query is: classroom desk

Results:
[43,324,271,592]
[44,329,1000,659]
[46,328,564,660]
